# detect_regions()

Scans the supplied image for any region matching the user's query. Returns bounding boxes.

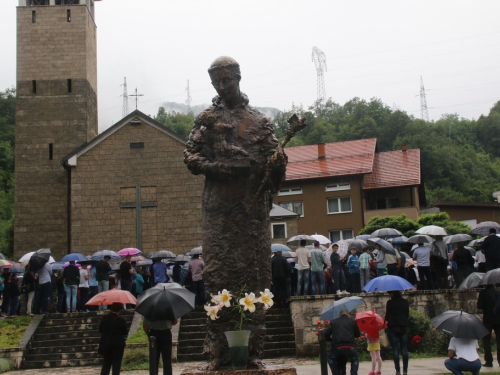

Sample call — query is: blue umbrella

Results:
[91,250,121,261]
[271,243,292,253]
[363,275,414,293]
[51,262,65,272]
[60,253,87,262]
[320,296,364,321]
[391,235,409,244]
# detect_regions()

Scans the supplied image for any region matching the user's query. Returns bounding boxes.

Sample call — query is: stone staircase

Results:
[22,310,134,369]
[177,306,295,362]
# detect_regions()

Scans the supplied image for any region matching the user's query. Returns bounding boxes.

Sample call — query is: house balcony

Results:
[363,206,420,223]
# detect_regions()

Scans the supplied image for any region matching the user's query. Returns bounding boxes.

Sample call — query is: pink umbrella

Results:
[63,262,81,268]
[117,248,142,256]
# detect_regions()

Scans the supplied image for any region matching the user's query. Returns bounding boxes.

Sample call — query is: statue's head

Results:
[208,56,241,101]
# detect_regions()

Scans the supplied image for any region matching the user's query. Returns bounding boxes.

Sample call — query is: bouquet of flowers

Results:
[204,288,274,331]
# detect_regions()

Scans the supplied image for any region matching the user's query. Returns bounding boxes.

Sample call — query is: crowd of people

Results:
[0,252,205,317]
[270,229,500,302]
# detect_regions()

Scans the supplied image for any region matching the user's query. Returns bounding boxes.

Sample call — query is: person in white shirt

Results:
[444,337,481,375]
[295,239,311,296]
[78,265,90,312]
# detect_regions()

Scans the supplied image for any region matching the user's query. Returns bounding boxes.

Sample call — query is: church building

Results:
[14,0,203,260]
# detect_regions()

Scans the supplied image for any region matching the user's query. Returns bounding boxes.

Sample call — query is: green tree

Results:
[154,107,195,139]
[416,212,471,235]
[358,214,420,237]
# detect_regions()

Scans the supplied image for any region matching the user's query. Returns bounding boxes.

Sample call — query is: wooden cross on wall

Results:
[120,186,157,250]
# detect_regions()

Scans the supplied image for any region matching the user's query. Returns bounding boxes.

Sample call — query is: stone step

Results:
[36,323,100,334]
[28,336,100,348]
[180,324,208,333]
[24,351,101,362]
[39,315,133,327]
[178,353,205,362]
[33,331,100,341]
[266,334,295,342]
[265,341,295,350]
[266,327,294,335]
[26,345,98,356]
[22,358,103,369]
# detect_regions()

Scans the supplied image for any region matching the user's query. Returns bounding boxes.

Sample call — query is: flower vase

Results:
[224,330,251,370]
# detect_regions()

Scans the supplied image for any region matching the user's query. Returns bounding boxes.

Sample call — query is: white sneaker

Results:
[336,290,342,295]
[342,290,349,294]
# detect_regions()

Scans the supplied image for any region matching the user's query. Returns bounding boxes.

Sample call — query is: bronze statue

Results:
[184,56,287,370]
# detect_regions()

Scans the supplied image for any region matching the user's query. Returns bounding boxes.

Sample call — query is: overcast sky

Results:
[1,0,499,133]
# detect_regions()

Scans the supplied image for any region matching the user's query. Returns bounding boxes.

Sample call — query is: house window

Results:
[327,197,352,214]
[272,223,287,239]
[278,187,302,196]
[376,198,400,209]
[329,230,354,243]
[31,0,49,5]
[325,183,350,192]
[279,201,303,217]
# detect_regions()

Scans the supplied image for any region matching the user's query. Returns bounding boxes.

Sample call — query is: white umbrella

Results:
[444,234,472,245]
[287,234,316,247]
[407,235,434,244]
[472,221,500,236]
[310,234,331,245]
[332,240,349,258]
[370,228,402,239]
[416,225,447,236]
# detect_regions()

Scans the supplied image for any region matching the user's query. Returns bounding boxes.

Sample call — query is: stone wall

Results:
[69,119,204,255]
[290,289,481,356]
[14,5,98,261]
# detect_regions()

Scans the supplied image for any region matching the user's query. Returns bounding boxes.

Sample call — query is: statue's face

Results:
[210,68,240,101]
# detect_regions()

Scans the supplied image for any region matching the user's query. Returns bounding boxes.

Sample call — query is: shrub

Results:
[0,358,13,373]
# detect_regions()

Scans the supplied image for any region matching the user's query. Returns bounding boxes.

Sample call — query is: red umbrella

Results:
[355,308,385,337]
[86,289,137,306]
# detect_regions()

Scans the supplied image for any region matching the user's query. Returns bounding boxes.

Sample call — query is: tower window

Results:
[31,0,49,5]
[67,79,72,93]
[130,142,144,149]
[32,11,36,23]
[49,144,53,160]
[32,80,37,94]
[67,10,71,22]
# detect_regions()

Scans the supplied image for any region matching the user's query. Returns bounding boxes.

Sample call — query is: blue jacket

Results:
[347,254,360,273]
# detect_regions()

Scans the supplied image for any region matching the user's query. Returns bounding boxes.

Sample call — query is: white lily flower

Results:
[239,292,256,313]
[257,288,274,310]
[211,289,232,307]
[204,304,220,320]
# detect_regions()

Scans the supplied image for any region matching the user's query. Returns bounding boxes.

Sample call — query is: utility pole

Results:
[129,88,144,111]
[420,76,429,122]
[185,80,192,113]
[121,77,129,118]
[312,46,327,108]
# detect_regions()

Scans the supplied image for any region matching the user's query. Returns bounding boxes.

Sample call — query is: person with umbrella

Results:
[431,235,449,289]
[481,228,500,271]
[310,242,326,295]
[412,243,433,290]
[452,243,475,288]
[444,336,482,375]
[99,302,129,375]
[142,316,179,375]
[330,243,347,295]
[189,253,205,305]
[22,265,36,316]
[323,309,361,375]
[476,284,500,367]
[295,239,311,296]
[373,244,387,277]
[151,257,167,287]
[119,254,134,294]
[271,250,290,307]
[385,291,410,375]
[34,261,52,314]
[96,255,112,310]
[63,260,80,313]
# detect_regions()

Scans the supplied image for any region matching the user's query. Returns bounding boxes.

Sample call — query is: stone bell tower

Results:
[14,0,100,261]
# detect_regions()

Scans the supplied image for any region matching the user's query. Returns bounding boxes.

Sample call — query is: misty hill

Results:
[160,102,281,119]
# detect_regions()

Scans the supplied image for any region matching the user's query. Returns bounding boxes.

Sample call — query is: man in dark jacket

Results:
[452,243,474,287]
[330,244,346,295]
[481,228,500,271]
[324,309,361,375]
[63,260,80,313]
[386,291,410,375]
[477,284,500,367]
[272,250,290,308]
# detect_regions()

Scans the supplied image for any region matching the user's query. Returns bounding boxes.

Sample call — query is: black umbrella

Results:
[148,250,176,259]
[431,310,489,339]
[457,272,485,290]
[136,283,195,321]
[406,235,433,244]
[367,237,396,255]
[346,239,368,252]
[28,248,51,272]
[472,221,500,236]
[370,228,403,239]
[91,250,121,261]
[481,268,500,285]
[444,234,472,245]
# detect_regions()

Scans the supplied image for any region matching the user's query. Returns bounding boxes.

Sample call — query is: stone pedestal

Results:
[181,367,297,375]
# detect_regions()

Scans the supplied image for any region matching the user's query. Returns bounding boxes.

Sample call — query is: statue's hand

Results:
[269,149,287,174]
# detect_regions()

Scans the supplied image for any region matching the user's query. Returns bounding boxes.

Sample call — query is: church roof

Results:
[61,110,186,167]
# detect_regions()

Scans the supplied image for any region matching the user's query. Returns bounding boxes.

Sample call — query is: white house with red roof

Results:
[273,139,424,244]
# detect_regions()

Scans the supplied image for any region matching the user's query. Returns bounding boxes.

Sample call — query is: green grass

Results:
[0,316,32,348]
[121,347,164,371]
[126,326,148,344]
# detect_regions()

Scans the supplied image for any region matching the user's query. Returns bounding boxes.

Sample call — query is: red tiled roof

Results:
[363,149,421,189]
[284,138,377,181]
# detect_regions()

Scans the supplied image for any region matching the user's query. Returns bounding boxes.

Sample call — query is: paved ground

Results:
[4,356,500,375]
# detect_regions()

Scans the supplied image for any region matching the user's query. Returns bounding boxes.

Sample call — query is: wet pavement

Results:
[3,355,500,375]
